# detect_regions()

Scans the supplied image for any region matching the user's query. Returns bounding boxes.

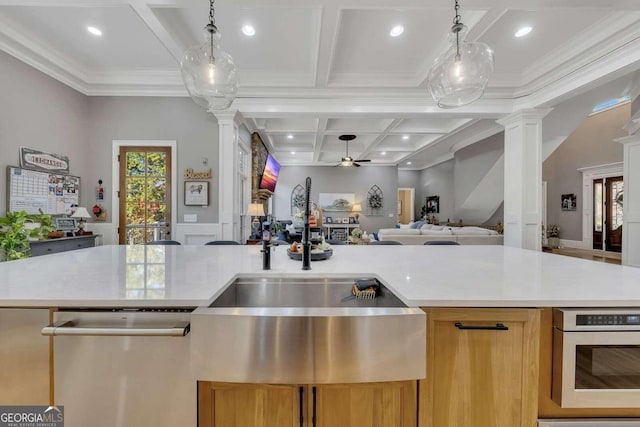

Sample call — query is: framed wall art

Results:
[185,181,209,206]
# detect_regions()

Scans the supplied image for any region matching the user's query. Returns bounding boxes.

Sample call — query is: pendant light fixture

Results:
[427,0,494,108]
[181,0,238,111]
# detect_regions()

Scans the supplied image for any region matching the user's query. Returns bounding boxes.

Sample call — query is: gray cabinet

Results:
[30,235,97,257]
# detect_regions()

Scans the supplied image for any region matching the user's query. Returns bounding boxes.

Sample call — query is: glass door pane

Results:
[593,179,603,250]
[605,176,623,252]
[575,345,640,389]
[119,147,171,244]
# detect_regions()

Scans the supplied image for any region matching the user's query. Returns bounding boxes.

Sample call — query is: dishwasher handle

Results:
[42,320,190,337]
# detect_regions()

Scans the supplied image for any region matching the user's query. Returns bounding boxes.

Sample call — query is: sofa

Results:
[377,223,503,245]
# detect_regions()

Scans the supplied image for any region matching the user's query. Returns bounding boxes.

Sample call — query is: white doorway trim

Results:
[398,188,415,223]
[542,181,548,247]
[111,140,178,245]
[578,162,623,251]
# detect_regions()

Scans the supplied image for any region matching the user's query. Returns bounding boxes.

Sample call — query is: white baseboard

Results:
[559,239,586,249]
[85,223,221,245]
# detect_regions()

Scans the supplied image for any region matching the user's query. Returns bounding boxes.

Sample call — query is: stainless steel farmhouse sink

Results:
[191,276,425,384]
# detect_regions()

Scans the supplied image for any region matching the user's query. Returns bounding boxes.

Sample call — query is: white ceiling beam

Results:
[312,118,328,162]
[130,2,185,63]
[314,5,340,87]
[234,97,514,118]
[358,119,403,159]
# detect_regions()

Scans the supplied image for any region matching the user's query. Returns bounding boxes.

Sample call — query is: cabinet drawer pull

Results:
[42,320,190,337]
[454,322,509,331]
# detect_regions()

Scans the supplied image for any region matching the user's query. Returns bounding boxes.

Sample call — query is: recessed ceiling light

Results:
[381,152,387,155]
[242,25,256,37]
[287,134,294,140]
[390,25,404,37]
[514,26,532,38]
[291,151,296,155]
[407,161,412,165]
[87,26,102,37]
[402,135,410,140]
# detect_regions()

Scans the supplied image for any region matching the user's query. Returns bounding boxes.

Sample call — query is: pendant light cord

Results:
[453,0,462,60]
[209,0,216,26]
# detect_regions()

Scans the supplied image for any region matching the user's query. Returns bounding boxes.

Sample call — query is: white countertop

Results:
[0,244,638,308]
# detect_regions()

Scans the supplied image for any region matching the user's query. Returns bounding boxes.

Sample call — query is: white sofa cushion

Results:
[420,229,453,235]
[398,223,411,229]
[420,224,434,230]
[379,228,421,236]
[452,228,489,236]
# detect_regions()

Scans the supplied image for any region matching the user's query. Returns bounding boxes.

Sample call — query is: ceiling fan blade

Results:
[353,162,361,167]
[354,159,371,163]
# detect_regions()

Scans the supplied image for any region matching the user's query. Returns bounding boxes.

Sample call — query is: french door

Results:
[118,146,172,244]
[592,176,623,252]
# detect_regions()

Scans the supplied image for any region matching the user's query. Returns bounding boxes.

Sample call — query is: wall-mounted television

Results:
[259,154,281,193]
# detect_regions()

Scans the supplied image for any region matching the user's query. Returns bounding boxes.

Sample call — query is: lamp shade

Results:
[71,207,91,219]
[352,203,362,213]
[247,203,265,216]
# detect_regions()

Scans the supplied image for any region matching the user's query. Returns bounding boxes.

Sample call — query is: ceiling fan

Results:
[336,134,371,167]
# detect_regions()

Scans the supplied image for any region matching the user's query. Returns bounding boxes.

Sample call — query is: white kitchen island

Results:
[1,245,640,427]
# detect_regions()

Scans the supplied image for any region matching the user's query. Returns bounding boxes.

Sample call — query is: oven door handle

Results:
[455,322,509,331]
[42,320,190,337]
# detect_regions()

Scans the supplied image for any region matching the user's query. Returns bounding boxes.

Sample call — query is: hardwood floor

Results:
[543,247,621,265]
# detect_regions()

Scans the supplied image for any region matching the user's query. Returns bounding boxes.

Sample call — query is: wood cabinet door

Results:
[313,381,417,427]
[420,308,540,427]
[198,382,302,427]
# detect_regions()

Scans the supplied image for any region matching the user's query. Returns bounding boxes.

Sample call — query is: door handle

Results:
[42,320,190,337]
[455,322,509,331]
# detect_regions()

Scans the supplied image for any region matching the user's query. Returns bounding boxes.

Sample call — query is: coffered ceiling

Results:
[1,0,639,169]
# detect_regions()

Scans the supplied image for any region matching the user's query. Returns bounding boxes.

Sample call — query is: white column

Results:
[617,134,640,267]
[497,109,551,251]
[213,110,243,241]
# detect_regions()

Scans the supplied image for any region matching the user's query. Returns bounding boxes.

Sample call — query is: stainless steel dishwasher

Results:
[42,308,195,427]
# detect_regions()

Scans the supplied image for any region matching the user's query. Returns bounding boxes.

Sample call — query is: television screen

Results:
[259,154,281,193]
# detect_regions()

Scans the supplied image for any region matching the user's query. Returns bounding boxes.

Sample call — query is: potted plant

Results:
[0,210,31,261]
[547,225,560,248]
[25,209,56,241]
[272,221,288,241]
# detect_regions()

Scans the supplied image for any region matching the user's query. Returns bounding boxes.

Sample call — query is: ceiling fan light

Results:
[181,1,238,111]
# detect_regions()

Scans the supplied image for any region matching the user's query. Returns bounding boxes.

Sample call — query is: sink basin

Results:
[191,276,426,384]
[209,276,407,308]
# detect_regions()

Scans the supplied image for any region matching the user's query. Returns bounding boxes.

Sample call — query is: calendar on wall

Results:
[6,166,80,215]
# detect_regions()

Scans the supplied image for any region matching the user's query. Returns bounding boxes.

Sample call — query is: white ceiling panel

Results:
[153,5,320,76]
[0,5,177,70]
[269,134,316,147]
[479,8,609,76]
[325,118,393,132]
[330,8,485,84]
[393,118,471,133]
[261,118,319,132]
[377,134,443,151]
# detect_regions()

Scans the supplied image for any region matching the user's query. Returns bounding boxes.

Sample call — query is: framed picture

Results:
[185,181,209,206]
[325,216,333,224]
[341,218,349,224]
[55,217,77,232]
[348,216,356,224]
[319,193,355,212]
[426,196,440,214]
[561,193,577,211]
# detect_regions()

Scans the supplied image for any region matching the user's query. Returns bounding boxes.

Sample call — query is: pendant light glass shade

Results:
[427,3,494,108]
[181,4,238,111]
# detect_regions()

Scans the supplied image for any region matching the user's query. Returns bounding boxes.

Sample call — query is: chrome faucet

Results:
[302,177,312,270]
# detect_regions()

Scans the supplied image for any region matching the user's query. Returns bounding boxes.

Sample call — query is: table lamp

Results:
[71,207,92,236]
[352,203,362,223]
[247,202,265,239]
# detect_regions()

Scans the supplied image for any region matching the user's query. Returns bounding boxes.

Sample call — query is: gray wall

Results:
[454,132,504,224]
[87,97,220,223]
[0,51,90,213]
[543,103,629,241]
[418,160,455,222]
[273,166,398,233]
